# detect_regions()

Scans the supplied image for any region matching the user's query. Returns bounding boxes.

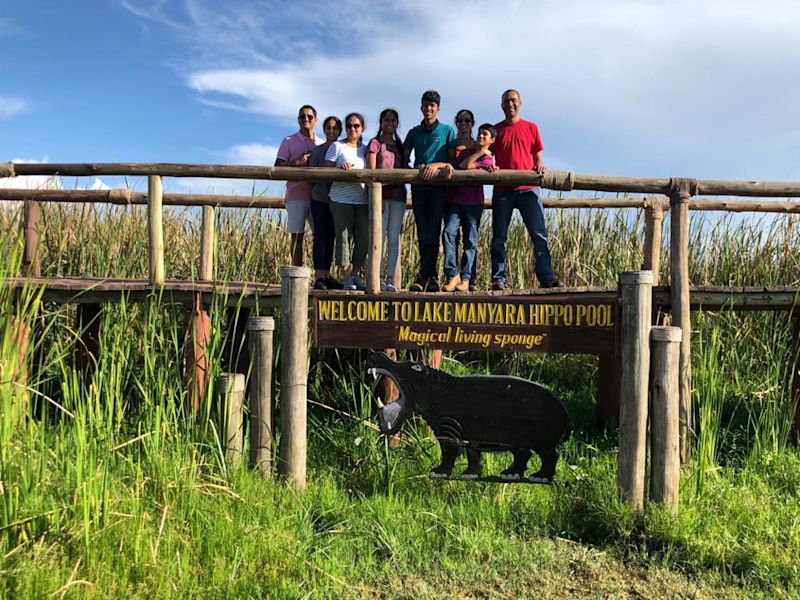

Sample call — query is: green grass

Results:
[1,199,800,597]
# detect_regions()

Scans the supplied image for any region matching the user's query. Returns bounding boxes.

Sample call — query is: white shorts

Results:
[286,200,314,234]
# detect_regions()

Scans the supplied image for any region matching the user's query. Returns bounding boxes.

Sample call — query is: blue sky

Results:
[2,0,800,194]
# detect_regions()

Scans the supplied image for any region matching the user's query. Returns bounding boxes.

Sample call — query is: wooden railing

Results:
[4,161,800,462]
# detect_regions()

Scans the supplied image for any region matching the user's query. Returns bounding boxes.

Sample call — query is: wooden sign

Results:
[313,293,618,355]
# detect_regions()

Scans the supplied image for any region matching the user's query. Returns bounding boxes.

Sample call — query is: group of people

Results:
[274,89,561,292]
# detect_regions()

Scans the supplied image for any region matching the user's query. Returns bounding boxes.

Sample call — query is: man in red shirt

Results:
[490,89,561,290]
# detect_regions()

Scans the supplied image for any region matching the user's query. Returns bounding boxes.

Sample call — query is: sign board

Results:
[313,293,618,355]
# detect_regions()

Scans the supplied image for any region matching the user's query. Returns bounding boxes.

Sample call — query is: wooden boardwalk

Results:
[5,276,799,311]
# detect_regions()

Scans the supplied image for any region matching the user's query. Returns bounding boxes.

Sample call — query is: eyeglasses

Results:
[298,114,316,121]
[346,123,362,129]
[456,119,473,124]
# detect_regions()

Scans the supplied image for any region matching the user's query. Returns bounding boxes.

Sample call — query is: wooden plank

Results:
[9,163,800,197]
[314,294,617,355]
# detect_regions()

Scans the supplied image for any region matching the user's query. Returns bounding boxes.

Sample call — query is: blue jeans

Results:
[411,185,447,279]
[310,200,334,271]
[490,189,555,284]
[442,204,482,280]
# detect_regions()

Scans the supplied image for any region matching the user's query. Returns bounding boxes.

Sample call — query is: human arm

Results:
[419,162,454,180]
[534,150,546,173]
[458,148,492,170]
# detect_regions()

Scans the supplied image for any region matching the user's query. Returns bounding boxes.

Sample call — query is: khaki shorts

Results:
[286,200,314,234]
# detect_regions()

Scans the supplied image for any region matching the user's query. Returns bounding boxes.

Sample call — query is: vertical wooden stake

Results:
[200,204,215,282]
[75,303,102,384]
[148,175,165,286]
[368,182,383,293]
[248,316,275,476]
[278,265,311,488]
[22,200,41,277]
[650,326,682,515]
[217,373,245,466]
[617,270,653,511]
[185,293,211,416]
[642,203,664,286]
[670,187,692,463]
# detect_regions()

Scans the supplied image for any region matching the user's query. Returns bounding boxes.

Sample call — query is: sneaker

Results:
[350,274,366,291]
[380,279,388,292]
[469,282,477,292]
[325,276,344,290]
[343,276,357,291]
[384,282,398,293]
[442,275,460,292]
[455,279,470,292]
[491,279,506,291]
[425,277,440,292]
[541,278,563,289]
[409,276,426,292]
[313,278,328,290]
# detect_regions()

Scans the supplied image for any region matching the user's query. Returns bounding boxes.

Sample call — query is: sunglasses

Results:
[298,114,316,121]
[346,123,362,129]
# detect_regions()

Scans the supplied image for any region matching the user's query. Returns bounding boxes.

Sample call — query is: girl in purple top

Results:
[429,121,497,292]
[366,108,406,292]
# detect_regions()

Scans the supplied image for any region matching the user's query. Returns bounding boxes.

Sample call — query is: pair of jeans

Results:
[310,200,334,271]
[382,200,405,279]
[490,189,555,284]
[411,185,447,279]
[442,203,482,281]
[329,202,369,270]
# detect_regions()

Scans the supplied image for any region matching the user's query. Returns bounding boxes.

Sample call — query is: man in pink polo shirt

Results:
[275,105,321,266]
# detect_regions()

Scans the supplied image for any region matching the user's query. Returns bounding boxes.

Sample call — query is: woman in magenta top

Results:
[366,108,406,292]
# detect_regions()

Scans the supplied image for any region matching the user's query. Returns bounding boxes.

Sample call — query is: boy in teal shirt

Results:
[404,90,456,292]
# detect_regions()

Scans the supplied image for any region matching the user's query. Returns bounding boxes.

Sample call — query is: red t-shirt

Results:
[491,118,544,192]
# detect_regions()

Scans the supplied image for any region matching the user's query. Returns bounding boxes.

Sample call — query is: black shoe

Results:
[313,278,328,290]
[324,276,344,290]
[409,276,426,292]
[541,278,563,289]
[425,277,440,292]
[491,279,506,291]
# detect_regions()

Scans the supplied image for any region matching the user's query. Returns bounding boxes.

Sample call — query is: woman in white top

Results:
[324,112,369,290]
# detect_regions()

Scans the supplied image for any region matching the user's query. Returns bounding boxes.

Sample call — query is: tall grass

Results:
[1,198,799,596]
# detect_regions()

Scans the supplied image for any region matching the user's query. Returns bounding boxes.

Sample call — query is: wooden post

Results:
[185,294,211,416]
[670,179,695,463]
[642,204,664,286]
[650,326,682,515]
[186,204,215,416]
[75,303,102,383]
[368,182,383,293]
[22,200,41,277]
[617,270,653,510]
[217,373,245,466]
[278,265,311,488]
[148,175,165,286]
[248,316,275,476]
[199,204,215,281]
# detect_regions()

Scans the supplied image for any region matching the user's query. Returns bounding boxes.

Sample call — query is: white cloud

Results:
[227,143,279,165]
[0,97,26,120]
[128,0,800,180]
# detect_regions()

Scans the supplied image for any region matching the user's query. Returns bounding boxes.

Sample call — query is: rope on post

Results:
[248,316,275,476]
[0,162,16,178]
[542,170,574,191]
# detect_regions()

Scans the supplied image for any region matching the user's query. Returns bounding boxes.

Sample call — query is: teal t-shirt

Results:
[404,121,456,167]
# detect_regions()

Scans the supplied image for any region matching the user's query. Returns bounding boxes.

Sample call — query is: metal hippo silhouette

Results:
[367,352,571,483]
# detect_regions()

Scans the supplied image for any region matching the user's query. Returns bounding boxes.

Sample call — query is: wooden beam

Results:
[8,163,800,197]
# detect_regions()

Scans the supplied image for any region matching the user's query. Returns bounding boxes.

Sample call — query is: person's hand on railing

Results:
[419,163,454,180]
[339,162,354,171]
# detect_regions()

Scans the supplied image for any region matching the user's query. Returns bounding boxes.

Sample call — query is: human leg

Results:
[490,191,514,284]
[442,204,460,279]
[383,200,404,286]
[459,205,482,283]
[329,201,353,271]
[411,187,431,288]
[516,190,556,284]
[351,204,370,272]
